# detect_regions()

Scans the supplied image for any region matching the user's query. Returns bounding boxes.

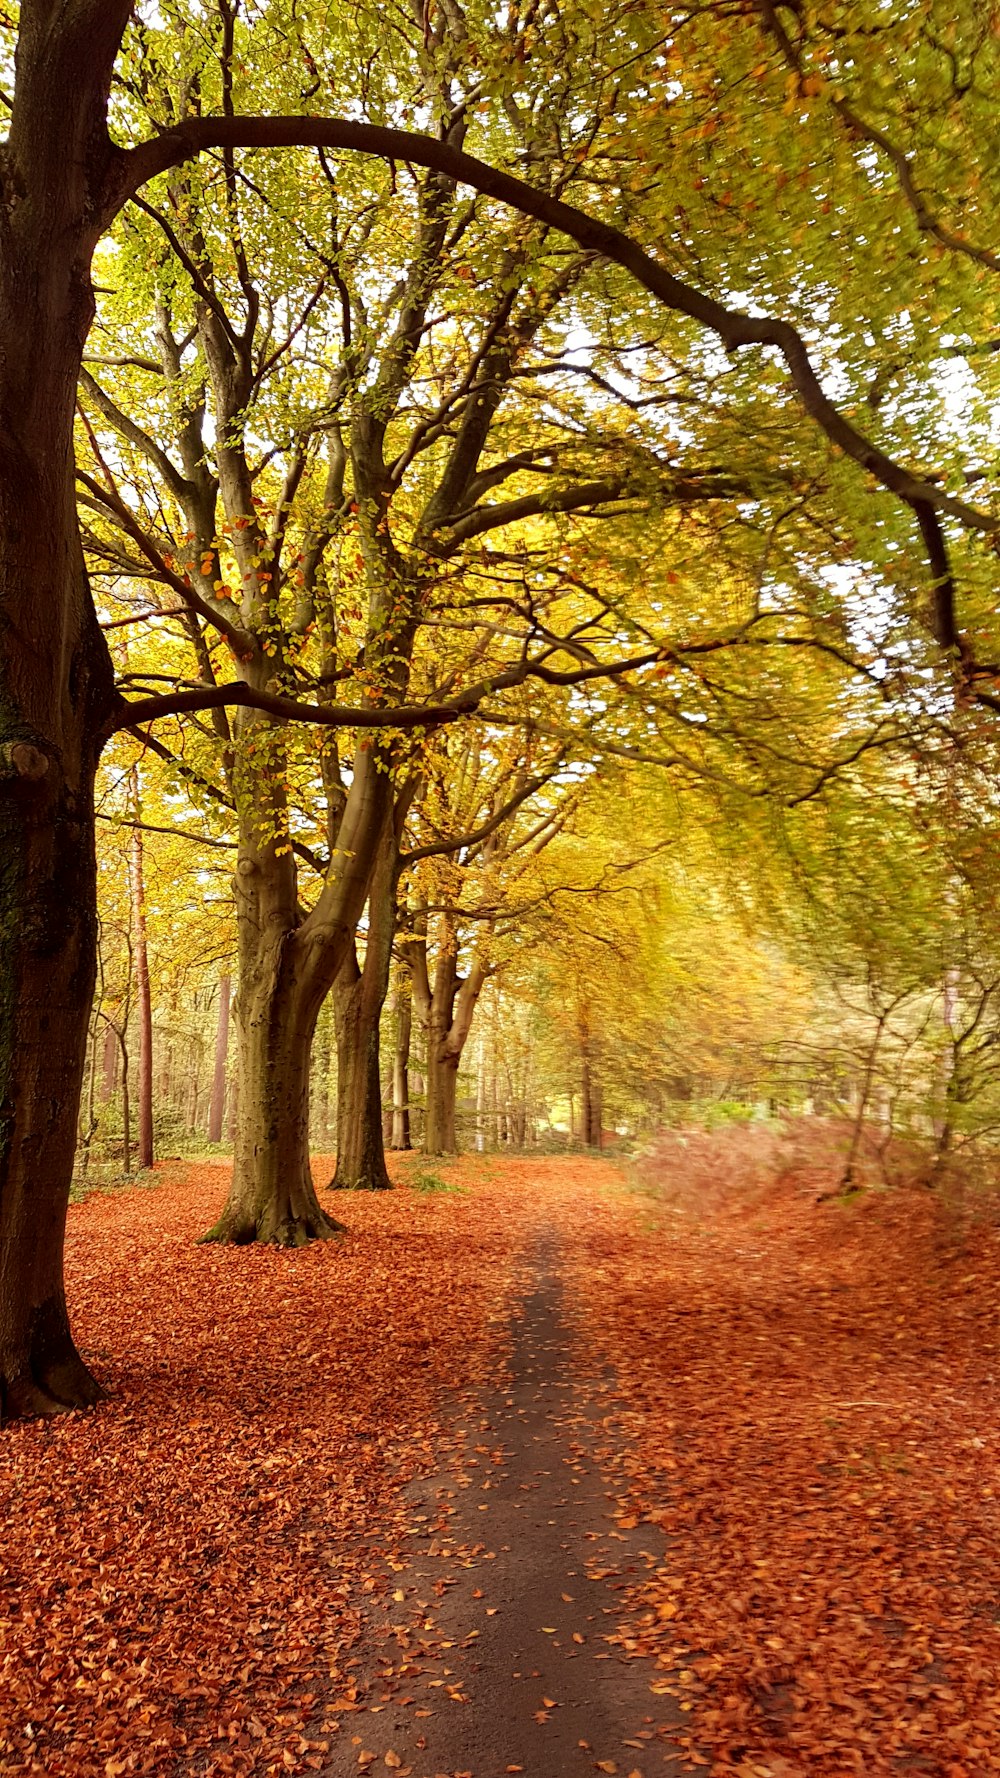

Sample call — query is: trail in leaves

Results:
[4,1152,1000,1777]
[563,1151,1000,1776]
[326,1228,683,1778]
[0,1158,522,1777]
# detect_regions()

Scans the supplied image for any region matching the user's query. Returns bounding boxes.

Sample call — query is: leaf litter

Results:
[4,1151,1000,1777]
[562,1156,1000,1775]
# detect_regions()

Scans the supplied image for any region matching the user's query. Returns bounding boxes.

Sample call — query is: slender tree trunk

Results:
[329,831,396,1190]
[77,1026,100,1185]
[391,979,412,1150]
[129,806,153,1171]
[579,1008,603,1148]
[102,1020,117,1101]
[839,1007,889,1192]
[311,1004,333,1145]
[475,1043,486,1153]
[208,974,231,1143]
[119,1029,131,1178]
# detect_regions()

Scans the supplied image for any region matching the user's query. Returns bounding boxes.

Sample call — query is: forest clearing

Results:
[3,1148,1000,1778]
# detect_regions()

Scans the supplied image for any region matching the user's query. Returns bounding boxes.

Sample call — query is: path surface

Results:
[325,1233,683,1778]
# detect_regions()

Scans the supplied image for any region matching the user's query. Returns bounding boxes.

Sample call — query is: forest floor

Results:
[2,1145,1000,1778]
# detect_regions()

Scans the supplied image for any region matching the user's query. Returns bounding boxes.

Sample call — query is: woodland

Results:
[4,1,1000,1771]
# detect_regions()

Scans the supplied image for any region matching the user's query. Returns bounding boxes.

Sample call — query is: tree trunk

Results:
[204,698,394,1241]
[0,5,130,1413]
[581,1055,603,1148]
[129,810,154,1171]
[411,917,487,1158]
[391,978,412,1150]
[311,1003,333,1145]
[331,961,391,1190]
[0,764,108,1417]
[425,1049,460,1154]
[101,1020,117,1101]
[329,832,397,1191]
[208,973,231,1143]
[203,950,342,1245]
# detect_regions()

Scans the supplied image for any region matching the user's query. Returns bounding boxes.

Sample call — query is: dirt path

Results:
[326,1231,683,1778]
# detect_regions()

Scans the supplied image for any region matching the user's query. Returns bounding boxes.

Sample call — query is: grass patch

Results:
[408,1168,467,1195]
[70,1166,162,1206]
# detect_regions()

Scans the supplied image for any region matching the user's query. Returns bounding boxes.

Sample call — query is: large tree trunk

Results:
[0,755,110,1417]
[329,831,397,1191]
[331,961,391,1190]
[202,846,344,1245]
[207,973,231,1143]
[204,744,393,1242]
[0,4,129,1414]
[425,1049,460,1154]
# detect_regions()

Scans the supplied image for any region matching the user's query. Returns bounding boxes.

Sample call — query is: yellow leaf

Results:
[385,1756,402,1771]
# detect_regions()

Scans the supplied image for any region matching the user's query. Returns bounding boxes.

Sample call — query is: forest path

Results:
[9,1150,1000,1778]
[324,1224,684,1778]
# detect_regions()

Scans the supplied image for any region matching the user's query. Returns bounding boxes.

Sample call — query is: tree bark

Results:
[208,973,231,1143]
[129,804,153,1171]
[426,1050,461,1155]
[202,853,344,1245]
[204,742,392,1241]
[331,961,391,1191]
[0,4,128,1414]
[386,988,409,1152]
[329,830,397,1191]
[580,1016,603,1149]
[411,917,487,1156]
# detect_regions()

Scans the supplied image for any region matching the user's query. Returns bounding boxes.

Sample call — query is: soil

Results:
[323,1232,685,1778]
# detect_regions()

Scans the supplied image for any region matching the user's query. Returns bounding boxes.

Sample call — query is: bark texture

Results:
[330,828,398,1191]
[203,748,392,1242]
[410,916,486,1156]
[0,3,129,1414]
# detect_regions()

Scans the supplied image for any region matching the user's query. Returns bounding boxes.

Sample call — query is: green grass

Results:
[407,1168,467,1195]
